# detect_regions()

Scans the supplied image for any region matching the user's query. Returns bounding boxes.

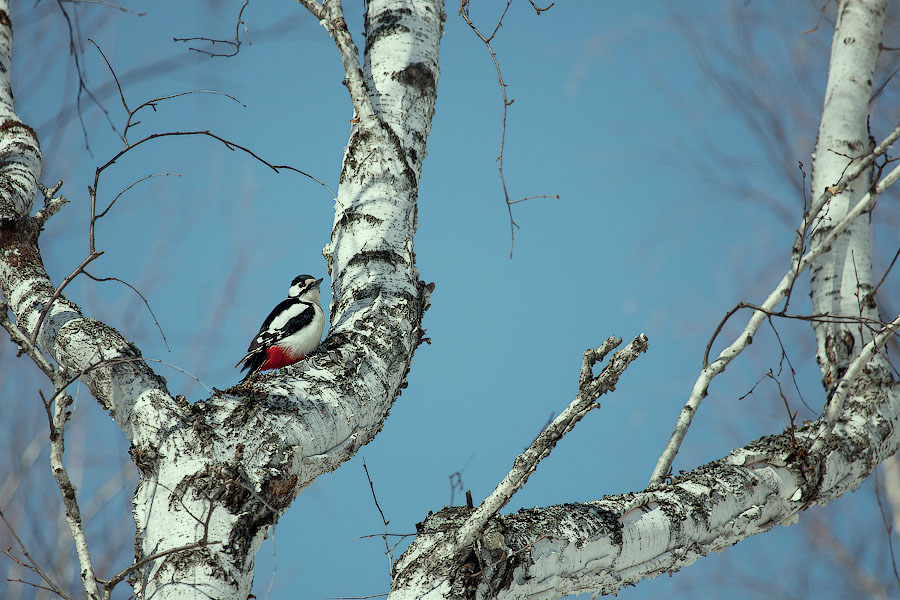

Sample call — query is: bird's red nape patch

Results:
[259,346,303,371]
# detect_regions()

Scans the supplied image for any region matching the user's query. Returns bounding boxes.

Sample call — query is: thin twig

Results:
[766,316,814,415]
[83,271,170,351]
[362,460,393,573]
[61,0,147,16]
[55,0,119,152]
[507,193,559,205]
[173,0,251,57]
[101,540,220,594]
[868,244,900,302]
[459,1,557,257]
[93,130,335,203]
[527,0,554,14]
[96,173,180,219]
[45,356,213,407]
[0,509,72,600]
[703,301,888,368]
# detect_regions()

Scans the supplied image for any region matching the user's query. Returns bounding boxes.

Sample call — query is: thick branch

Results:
[392,364,900,599]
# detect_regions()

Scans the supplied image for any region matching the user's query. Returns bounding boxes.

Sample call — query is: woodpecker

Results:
[235,274,325,382]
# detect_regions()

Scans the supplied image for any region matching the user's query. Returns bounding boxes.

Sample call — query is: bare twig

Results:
[703,301,888,368]
[766,316,814,415]
[0,509,72,600]
[448,455,473,506]
[452,334,648,554]
[874,468,900,590]
[526,0,554,14]
[96,173,181,219]
[85,40,334,255]
[806,513,891,598]
[174,0,251,57]
[83,271,170,351]
[61,0,147,16]
[55,0,120,152]
[92,129,334,209]
[45,356,213,407]
[507,193,559,205]
[362,460,393,573]
[868,244,900,302]
[797,120,900,258]
[458,1,557,257]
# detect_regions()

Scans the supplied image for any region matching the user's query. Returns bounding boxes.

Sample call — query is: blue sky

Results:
[2,1,898,599]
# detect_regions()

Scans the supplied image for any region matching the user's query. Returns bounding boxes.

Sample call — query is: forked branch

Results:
[452,334,649,554]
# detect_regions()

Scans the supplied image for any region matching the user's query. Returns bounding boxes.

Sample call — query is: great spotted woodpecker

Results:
[235,275,325,382]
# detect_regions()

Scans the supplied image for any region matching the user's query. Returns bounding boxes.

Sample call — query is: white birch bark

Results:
[809,0,889,392]
[0,1,442,598]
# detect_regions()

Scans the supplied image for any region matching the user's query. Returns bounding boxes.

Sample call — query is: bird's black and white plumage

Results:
[235,275,325,382]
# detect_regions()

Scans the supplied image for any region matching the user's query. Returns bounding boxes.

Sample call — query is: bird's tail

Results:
[236,352,264,383]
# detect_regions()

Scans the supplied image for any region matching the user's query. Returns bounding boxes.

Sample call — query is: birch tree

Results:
[1,1,899,599]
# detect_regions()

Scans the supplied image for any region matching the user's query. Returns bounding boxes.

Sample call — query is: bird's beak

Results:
[314,278,324,287]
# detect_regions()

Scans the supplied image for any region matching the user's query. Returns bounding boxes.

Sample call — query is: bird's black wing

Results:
[236,298,316,368]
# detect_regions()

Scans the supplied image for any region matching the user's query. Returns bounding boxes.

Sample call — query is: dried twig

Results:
[100,540,221,597]
[0,509,72,600]
[55,0,120,152]
[363,460,394,573]
[458,1,558,257]
[83,271,170,351]
[174,0,251,57]
[868,244,900,302]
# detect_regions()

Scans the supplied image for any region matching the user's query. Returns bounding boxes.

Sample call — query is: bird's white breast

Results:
[275,302,325,357]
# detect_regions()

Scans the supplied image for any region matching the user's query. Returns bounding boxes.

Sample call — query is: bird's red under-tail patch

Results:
[259,346,302,371]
